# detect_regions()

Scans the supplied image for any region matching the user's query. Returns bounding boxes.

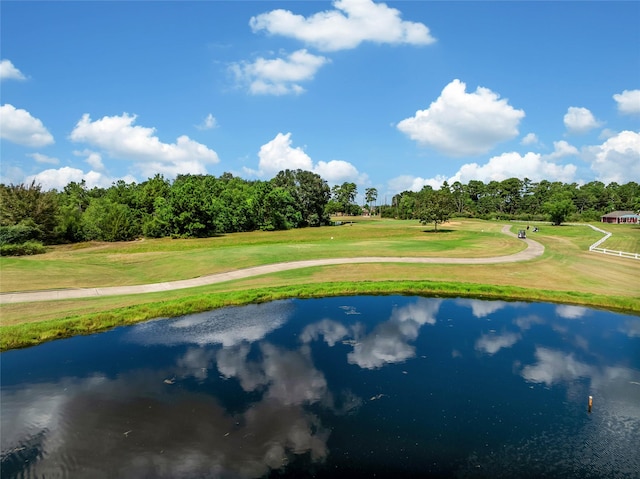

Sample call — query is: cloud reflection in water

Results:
[347,298,441,369]
[2,296,639,478]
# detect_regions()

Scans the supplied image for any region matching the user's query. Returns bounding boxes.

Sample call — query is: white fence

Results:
[590,247,640,260]
[585,224,640,260]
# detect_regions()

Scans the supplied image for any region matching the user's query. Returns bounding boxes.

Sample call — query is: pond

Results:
[2,296,639,478]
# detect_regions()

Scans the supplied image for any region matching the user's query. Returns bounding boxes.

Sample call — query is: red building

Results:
[600,211,639,224]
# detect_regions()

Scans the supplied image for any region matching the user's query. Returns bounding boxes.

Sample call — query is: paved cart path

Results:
[0,226,543,304]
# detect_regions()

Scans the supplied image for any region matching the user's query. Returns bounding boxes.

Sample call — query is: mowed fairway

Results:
[0,219,521,291]
[1,218,639,350]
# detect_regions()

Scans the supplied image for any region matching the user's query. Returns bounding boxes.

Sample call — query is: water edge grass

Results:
[2,218,639,351]
[2,279,638,351]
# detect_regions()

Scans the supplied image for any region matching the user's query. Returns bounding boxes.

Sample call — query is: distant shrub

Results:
[510,213,531,221]
[452,212,475,218]
[568,212,583,223]
[580,210,601,222]
[0,241,47,256]
[307,213,321,227]
[0,223,40,245]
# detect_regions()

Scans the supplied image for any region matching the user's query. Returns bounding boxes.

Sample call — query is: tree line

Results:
[0,170,366,253]
[0,171,638,254]
[381,179,639,228]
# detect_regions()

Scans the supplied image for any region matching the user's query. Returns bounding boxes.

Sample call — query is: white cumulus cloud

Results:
[74,149,106,171]
[563,106,602,134]
[386,144,580,196]
[196,113,218,130]
[613,89,640,115]
[69,113,219,178]
[386,174,444,193]
[521,133,539,146]
[247,132,364,184]
[0,104,54,147]
[250,0,435,52]
[252,132,314,176]
[29,153,59,165]
[231,49,329,95]
[584,130,640,183]
[314,160,364,184]
[0,59,27,81]
[397,79,525,156]
[25,166,121,191]
[545,140,579,160]
[449,151,577,184]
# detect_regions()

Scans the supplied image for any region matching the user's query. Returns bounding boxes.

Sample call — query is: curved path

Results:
[0,226,544,304]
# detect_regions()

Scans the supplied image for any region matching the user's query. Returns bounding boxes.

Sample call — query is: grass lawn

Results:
[595,223,640,253]
[0,219,520,291]
[1,218,639,350]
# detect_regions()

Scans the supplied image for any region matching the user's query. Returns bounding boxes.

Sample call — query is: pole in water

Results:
[588,395,593,413]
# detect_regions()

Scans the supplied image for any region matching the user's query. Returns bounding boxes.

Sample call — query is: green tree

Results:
[544,196,575,226]
[261,186,301,230]
[466,180,485,203]
[81,197,138,241]
[0,180,59,243]
[499,177,523,215]
[531,180,565,215]
[416,185,455,231]
[324,199,342,216]
[392,191,417,219]
[136,175,172,237]
[614,181,640,211]
[168,174,217,237]
[55,180,91,242]
[581,181,608,211]
[105,179,138,207]
[272,169,331,226]
[214,174,252,232]
[142,196,172,238]
[573,187,595,215]
[365,187,378,214]
[135,174,170,215]
[330,182,358,215]
[450,181,467,215]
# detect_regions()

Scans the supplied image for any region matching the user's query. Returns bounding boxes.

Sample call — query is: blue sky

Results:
[1,1,639,203]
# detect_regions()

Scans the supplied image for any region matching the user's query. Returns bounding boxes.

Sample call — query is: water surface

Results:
[2,296,639,478]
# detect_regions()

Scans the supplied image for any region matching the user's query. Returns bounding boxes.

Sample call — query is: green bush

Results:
[0,223,40,245]
[0,241,47,256]
[580,210,601,222]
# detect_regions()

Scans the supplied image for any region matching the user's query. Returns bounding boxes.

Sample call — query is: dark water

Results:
[2,297,639,478]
